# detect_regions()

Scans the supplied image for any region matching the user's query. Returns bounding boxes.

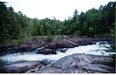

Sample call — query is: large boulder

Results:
[34,53,115,73]
[1,61,41,73]
[47,39,74,49]
[36,48,57,55]
[0,44,16,55]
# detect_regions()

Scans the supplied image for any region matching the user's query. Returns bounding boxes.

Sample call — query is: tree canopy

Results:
[0,1,115,43]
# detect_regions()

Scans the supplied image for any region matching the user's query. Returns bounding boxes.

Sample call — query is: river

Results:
[0,41,115,64]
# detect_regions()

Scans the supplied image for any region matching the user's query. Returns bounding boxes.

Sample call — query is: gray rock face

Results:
[2,53,114,73]
[36,48,57,55]
[28,53,115,73]
[2,61,41,73]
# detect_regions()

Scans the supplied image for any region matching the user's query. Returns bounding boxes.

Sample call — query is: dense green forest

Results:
[0,1,115,44]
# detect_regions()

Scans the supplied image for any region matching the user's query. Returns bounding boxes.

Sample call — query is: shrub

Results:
[47,34,53,42]
[74,31,81,36]
[15,37,29,46]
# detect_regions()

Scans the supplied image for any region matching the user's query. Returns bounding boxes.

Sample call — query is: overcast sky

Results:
[0,0,115,20]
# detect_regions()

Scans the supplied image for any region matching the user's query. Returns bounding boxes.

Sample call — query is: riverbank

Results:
[0,35,115,73]
[0,35,114,55]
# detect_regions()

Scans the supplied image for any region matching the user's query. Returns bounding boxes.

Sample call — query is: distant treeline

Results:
[0,1,115,43]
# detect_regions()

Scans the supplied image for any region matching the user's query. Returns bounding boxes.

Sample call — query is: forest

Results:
[0,1,115,44]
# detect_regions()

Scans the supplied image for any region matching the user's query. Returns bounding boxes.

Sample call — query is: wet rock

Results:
[41,59,52,65]
[56,48,68,53]
[36,48,57,55]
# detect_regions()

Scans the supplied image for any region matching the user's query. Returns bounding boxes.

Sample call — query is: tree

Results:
[101,2,115,33]
[0,1,115,44]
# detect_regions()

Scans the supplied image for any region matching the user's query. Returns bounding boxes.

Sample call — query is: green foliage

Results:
[47,33,53,43]
[74,31,81,36]
[110,23,115,41]
[15,37,29,46]
[0,1,115,45]
[15,38,24,46]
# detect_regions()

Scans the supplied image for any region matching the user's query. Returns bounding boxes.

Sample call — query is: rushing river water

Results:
[0,41,115,64]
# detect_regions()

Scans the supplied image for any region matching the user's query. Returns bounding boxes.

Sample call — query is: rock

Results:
[16,45,31,52]
[3,44,14,51]
[47,42,57,49]
[36,53,115,73]
[36,48,57,55]
[53,54,92,70]
[46,36,98,49]
[56,48,68,53]
[79,41,95,45]
[26,67,40,73]
[0,37,49,55]
[47,40,74,49]
[37,66,61,73]
[0,44,16,55]
[0,36,113,55]
[1,61,41,73]
[41,59,52,65]
[0,46,6,54]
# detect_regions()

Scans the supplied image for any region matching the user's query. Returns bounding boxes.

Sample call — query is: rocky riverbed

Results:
[0,36,115,73]
[26,53,115,73]
[1,53,115,73]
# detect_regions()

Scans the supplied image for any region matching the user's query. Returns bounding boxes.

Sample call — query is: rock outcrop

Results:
[27,53,115,73]
[1,61,41,73]
[36,47,57,55]
[0,36,113,55]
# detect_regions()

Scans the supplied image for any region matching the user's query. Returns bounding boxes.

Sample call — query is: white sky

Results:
[0,0,116,20]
